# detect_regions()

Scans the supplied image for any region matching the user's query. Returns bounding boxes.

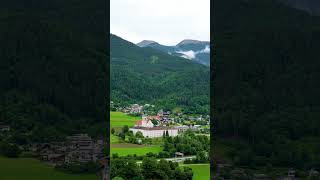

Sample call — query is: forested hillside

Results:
[214,0,320,168]
[278,0,320,15]
[137,40,210,66]
[111,34,210,114]
[0,0,108,142]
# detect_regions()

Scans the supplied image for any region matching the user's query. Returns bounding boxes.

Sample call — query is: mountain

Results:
[214,0,320,168]
[137,39,210,66]
[0,0,108,142]
[111,34,210,114]
[278,0,320,15]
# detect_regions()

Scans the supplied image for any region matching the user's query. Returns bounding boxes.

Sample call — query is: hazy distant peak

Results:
[177,39,208,46]
[137,40,158,47]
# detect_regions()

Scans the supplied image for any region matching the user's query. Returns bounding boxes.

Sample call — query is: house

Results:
[157,110,164,116]
[100,158,109,180]
[309,169,319,177]
[34,134,105,166]
[146,115,161,121]
[253,174,272,180]
[135,116,154,128]
[66,134,98,163]
[47,154,65,165]
[0,123,10,131]
[287,169,295,179]
[175,152,184,157]
[174,125,189,133]
[130,104,143,114]
[157,110,171,123]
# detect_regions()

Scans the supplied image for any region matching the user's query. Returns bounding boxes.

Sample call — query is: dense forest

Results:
[110,35,210,114]
[111,157,193,180]
[213,0,320,169]
[0,0,108,143]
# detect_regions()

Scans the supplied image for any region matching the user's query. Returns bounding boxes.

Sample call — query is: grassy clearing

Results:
[0,156,98,180]
[110,111,140,128]
[181,164,210,180]
[110,144,162,156]
[110,111,139,145]
[110,112,163,156]
[111,134,120,144]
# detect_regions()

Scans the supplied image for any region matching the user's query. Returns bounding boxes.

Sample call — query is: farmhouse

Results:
[135,116,154,128]
[0,123,10,131]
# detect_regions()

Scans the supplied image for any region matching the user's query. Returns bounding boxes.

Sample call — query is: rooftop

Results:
[130,126,177,130]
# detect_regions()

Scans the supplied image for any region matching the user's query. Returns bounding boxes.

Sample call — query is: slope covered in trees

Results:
[214,0,320,168]
[0,0,108,142]
[110,35,210,114]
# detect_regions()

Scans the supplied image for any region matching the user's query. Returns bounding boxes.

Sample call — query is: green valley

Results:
[0,156,98,180]
[110,111,162,157]
[110,34,210,115]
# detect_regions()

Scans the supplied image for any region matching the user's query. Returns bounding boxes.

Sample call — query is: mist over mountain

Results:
[137,39,210,66]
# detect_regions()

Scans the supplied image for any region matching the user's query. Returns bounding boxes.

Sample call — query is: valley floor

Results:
[0,156,98,180]
[181,164,210,180]
[110,111,210,179]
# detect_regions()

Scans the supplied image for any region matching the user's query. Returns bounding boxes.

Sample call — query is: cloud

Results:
[200,45,210,53]
[111,0,210,45]
[178,50,196,59]
[177,45,210,59]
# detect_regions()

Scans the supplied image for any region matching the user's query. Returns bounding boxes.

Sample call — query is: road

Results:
[137,156,196,164]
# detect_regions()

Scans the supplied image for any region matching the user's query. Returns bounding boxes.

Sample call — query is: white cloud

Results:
[177,50,196,59]
[200,45,210,53]
[177,45,210,59]
[111,0,210,45]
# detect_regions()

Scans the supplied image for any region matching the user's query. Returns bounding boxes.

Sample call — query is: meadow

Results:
[110,112,164,157]
[110,111,140,128]
[0,156,97,180]
[110,111,140,145]
[181,164,210,180]
[110,144,162,156]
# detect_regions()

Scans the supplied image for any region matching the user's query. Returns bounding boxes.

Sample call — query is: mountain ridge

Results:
[136,39,210,66]
[278,0,320,15]
[111,34,210,114]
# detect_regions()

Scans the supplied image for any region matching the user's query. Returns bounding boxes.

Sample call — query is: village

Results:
[32,134,106,166]
[110,101,210,138]
[0,122,107,169]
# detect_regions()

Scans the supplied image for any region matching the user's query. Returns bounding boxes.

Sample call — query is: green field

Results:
[110,111,140,128]
[181,164,210,180]
[111,134,120,144]
[0,156,97,180]
[111,144,162,156]
[110,111,140,145]
[110,112,162,156]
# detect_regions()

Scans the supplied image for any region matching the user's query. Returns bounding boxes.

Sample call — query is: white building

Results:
[130,126,178,138]
[135,117,154,128]
[130,115,179,138]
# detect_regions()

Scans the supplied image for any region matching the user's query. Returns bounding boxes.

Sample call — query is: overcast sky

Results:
[111,0,210,46]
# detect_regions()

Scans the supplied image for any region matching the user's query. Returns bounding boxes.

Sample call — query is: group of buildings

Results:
[33,134,105,166]
[129,114,189,138]
[0,123,10,132]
